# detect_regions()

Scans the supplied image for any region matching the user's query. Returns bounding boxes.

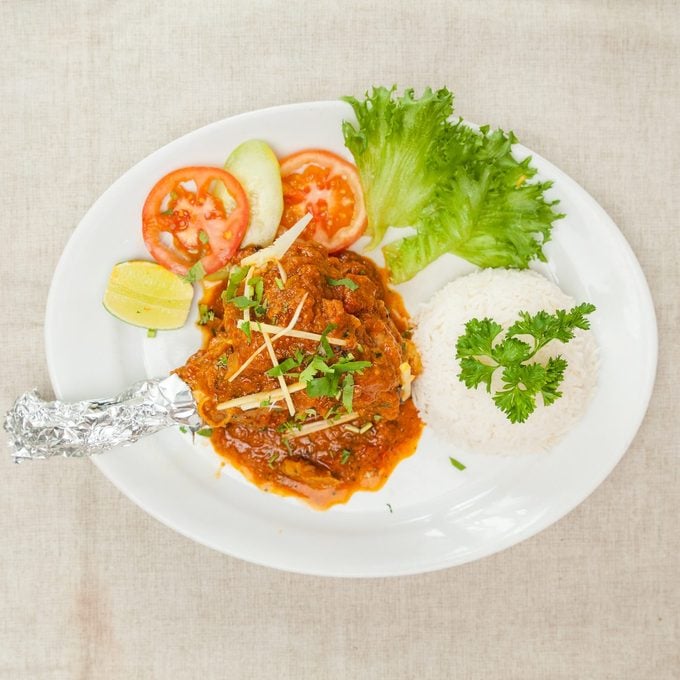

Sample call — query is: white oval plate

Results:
[45,101,657,577]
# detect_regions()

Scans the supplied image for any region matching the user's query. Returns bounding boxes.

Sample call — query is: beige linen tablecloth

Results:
[1,1,678,678]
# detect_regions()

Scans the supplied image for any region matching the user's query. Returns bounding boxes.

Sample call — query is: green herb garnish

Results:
[318,323,336,357]
[456,303,595,423]
[222,265,251,302]
[266,356,303,378]
[275,277,285,290]
[340,449,352,465]
[251,276,264,304]
[295,408,317,422]
[324,404,340,421]
[327,277,359,291]
[229,296,258,310]
[449,456,466,471]
[196,427,213,437]
[198,230,209,244]
[198,304,215,325]
[217,354,228,368]
[341,373,354,413]
[277,420,303,435]
[301,349,371,406]
[146,328,157,338]
[333,359,372,373]
[238,320,251,342]
[183,260,205,283]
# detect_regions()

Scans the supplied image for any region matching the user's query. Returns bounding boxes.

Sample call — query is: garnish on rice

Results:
[456,303,596,423]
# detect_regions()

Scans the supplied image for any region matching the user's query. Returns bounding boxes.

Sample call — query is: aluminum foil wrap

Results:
[4,374,201,463]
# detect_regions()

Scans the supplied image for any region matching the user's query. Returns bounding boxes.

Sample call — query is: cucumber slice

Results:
[217,139,284,248]
[103,260,194,330]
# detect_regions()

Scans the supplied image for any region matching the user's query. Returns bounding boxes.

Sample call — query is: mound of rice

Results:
[412,269,598,454]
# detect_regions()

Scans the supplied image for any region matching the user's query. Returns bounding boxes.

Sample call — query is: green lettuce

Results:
[342,87,453,248]
[342,87,563,282]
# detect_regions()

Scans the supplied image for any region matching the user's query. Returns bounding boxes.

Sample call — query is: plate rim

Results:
[43,99,659,577]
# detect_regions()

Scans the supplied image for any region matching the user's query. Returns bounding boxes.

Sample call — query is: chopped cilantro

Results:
[266,356,303,378]
[318,323,336,357]
[295,408,317,422]
[341,373,354,413]
[222,265,250,302]
[327,277,359,291]
[325,404,340,421]
[449,456,466,471]
[299,345,371,405]
[217,354,228,368]
[183,261,205,283]
[198,304,215,325]
[229,295,258,309]
[251,276,264,304]
[306,375,339,398]
[334,359,371,373]
[277,420,301,433]
[238,320,251,342]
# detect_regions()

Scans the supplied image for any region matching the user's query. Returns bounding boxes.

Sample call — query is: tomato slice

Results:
[142,167,249,276]
[279,149,367,252]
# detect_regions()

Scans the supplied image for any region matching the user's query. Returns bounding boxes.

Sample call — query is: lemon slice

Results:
[103,260,194,330]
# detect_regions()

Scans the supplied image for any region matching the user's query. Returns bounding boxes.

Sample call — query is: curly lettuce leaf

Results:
[342,87,563,282]
[383,123,562,282]
[342,86,453,248]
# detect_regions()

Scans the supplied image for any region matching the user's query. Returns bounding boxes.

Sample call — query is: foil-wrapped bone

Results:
[4,374,201,463]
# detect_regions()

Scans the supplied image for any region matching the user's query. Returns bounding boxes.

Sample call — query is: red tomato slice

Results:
[279,149,367,252]
[142,167,249,276]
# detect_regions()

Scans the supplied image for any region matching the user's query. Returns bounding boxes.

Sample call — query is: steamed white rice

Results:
[412,269,598,454]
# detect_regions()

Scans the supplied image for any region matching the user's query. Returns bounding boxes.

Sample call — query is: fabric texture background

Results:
[1,1,678,678]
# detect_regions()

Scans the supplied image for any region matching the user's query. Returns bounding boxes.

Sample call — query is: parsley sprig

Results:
[456,303,595,423]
